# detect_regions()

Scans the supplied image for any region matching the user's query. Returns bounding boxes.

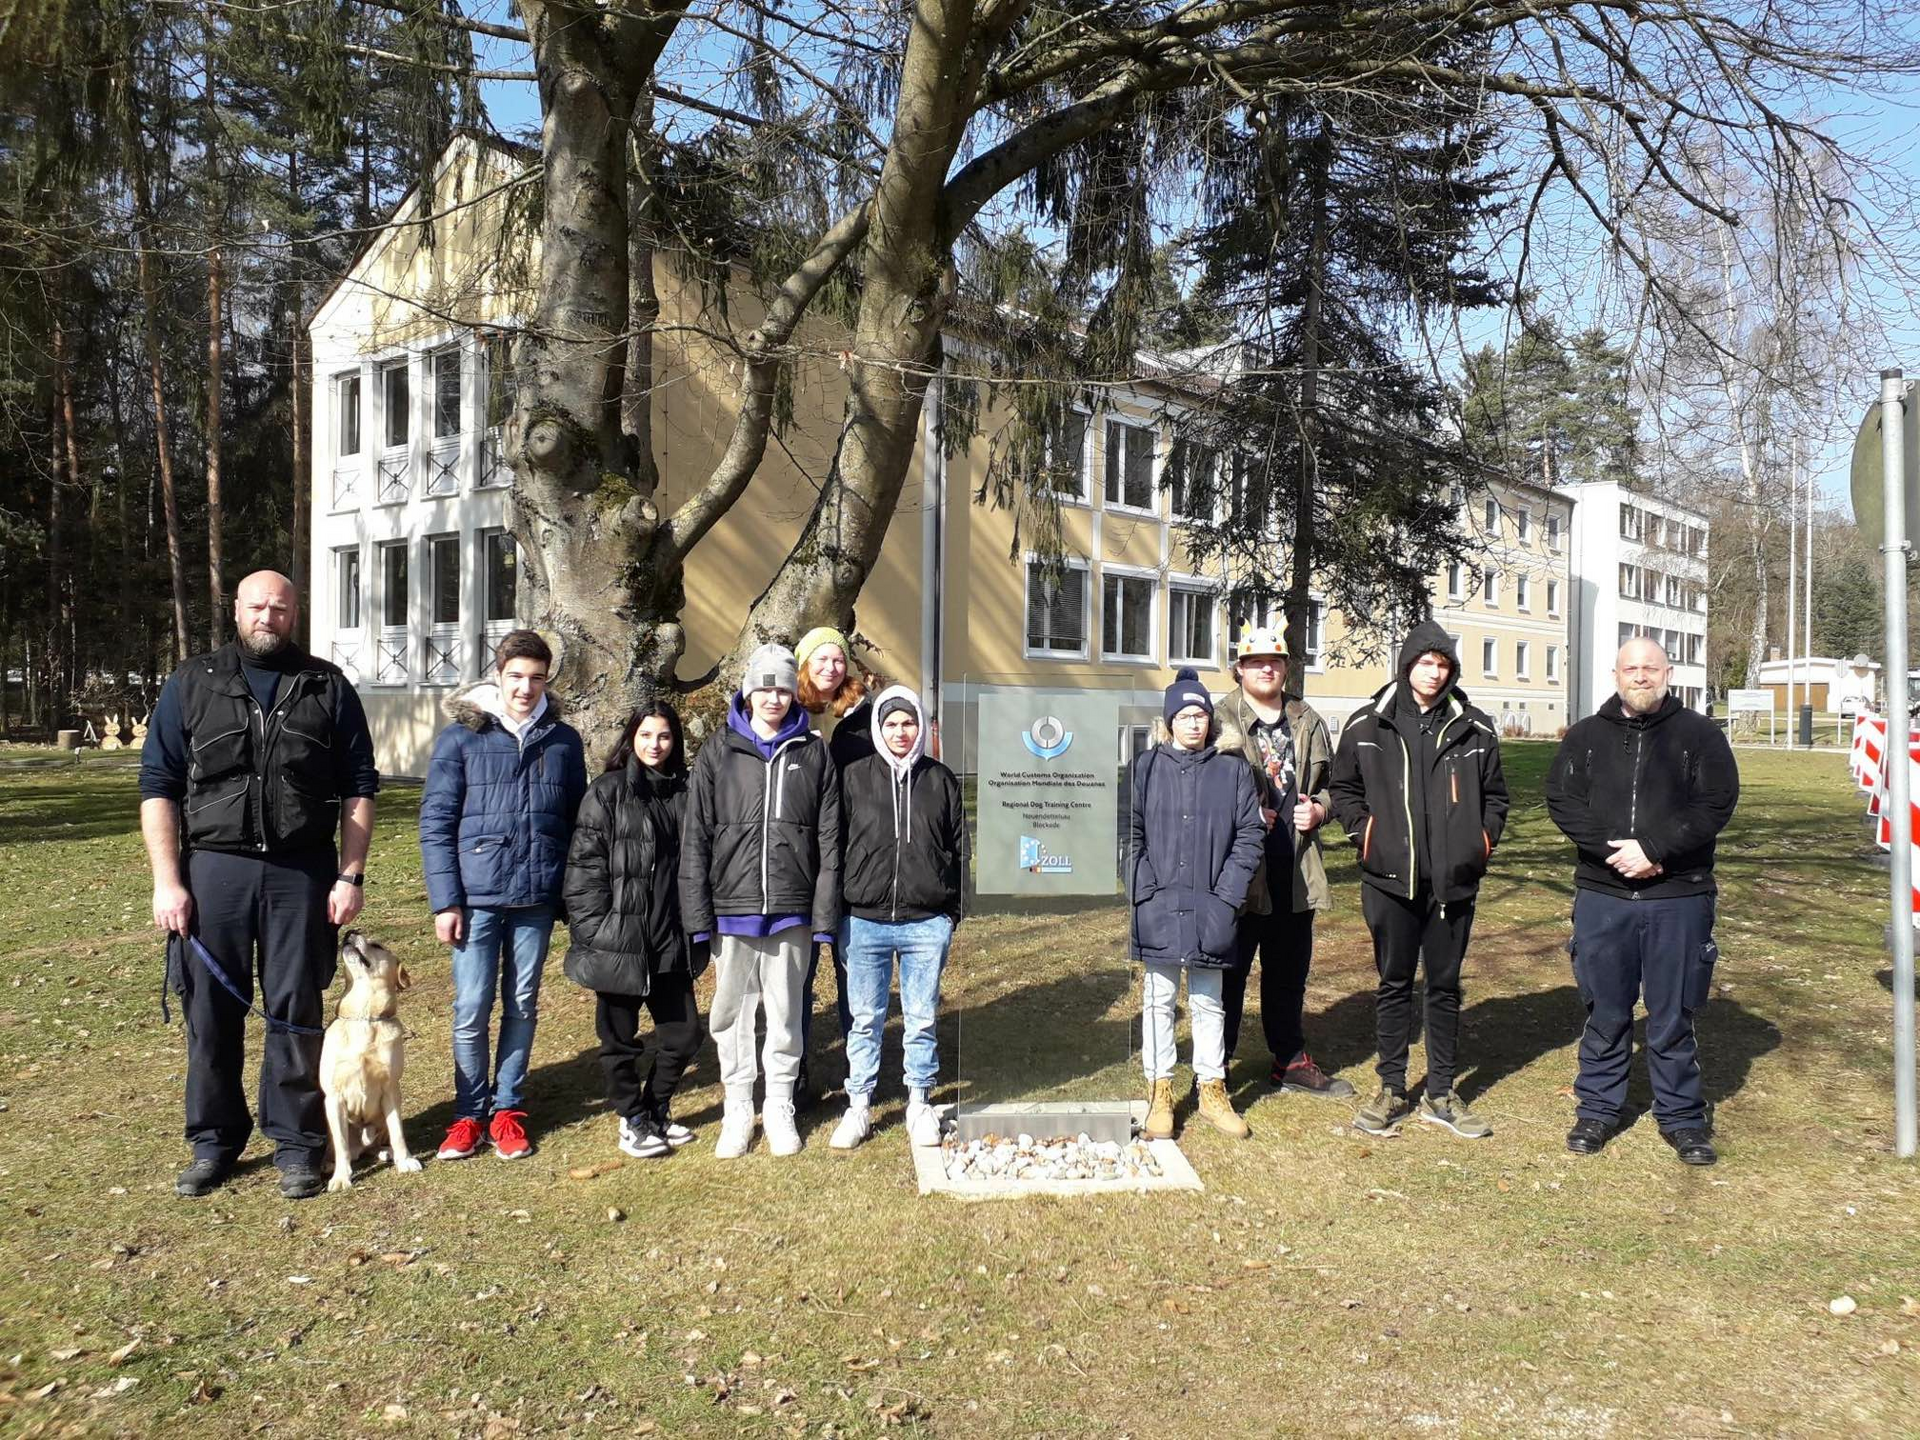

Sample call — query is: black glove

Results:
[689,936,712,981]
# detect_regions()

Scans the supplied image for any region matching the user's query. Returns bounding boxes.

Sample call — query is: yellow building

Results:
[311,136,1624,780]
[1311,479,1576,735]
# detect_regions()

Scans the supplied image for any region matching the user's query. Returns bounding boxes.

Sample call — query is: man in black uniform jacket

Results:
[1546,636,1739,1166]
[140,571,380,1199]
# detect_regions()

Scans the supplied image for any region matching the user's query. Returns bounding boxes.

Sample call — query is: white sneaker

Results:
[714,1098,755,1160]
[618,1114,670,1159]
[830,1100,872,1151]
[762,1095,803,1156]
[905,1100,942,1147]
[660,1115,695,1148]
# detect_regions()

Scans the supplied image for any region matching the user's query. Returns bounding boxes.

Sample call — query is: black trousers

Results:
[1223,904,1317,1065]
[1361,884,1475,1099]
[595,974,705,1122]
[180,848,337,1168]
[1570,890,1717,1129]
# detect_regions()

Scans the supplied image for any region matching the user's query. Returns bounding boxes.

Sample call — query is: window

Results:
[1618,622,1636,648]
[1482,637,1498,677]
[1101,571,1154,660]
[1447,563,1464,602]
[1484,498,1499,532]
[426,533,461,684]
[1482,571,1499,605]
[1168,440,1214,522]
[1665,574,1682,607]
[1547,514,1562,551]
[334,547,361,630]
[1515,575,1530,611]
[1516,509,1531,542]
[1515,640,1531,679]
[481,529,517,670]
[1302,598,1326,669]
[1104,419,1155,511]
[375,540,409,684]
[433,346,462,439]
[336,373,362,457]
[1025,561,1088,657]
[1227,453,1270,532]
[1049,409,1089,501]
[1618,502,1641,539]
[1229,593,1274,638]
[1169,584,1216,664]
[1686,632,1704,665]
[1547,645,1560,682]
[382,359,410,449]
[1619,563,1638,600]
[1547,579,1560,615]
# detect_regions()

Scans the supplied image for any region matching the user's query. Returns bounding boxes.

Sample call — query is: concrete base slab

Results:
[911,1103,1205,1200]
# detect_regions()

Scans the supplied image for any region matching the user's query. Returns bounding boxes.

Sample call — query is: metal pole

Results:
[1787,443,1799,740]
[1804,435,1816,745]
[1880,369,1916,1159]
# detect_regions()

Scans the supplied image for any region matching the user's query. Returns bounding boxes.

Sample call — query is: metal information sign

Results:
[974,688,1123,897]
[1727,688,1774,713]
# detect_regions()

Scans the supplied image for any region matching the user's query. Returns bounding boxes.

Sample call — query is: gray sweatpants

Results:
[710,927,810,1100]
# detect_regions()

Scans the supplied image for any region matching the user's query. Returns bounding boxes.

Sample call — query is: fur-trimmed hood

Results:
[1148,713,1248,754]
[443,680,567,733]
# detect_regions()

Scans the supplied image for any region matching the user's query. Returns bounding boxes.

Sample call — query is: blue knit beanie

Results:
[1163,667,1214,726]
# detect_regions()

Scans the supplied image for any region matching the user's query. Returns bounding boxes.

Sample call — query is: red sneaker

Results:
[437,1116,486,1161]
[489,1109,533,1161]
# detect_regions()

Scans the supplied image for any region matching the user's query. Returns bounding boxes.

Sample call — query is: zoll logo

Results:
[1018,836,1073,874]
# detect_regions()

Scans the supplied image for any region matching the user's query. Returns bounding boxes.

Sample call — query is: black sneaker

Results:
[278,1163,326,1200]
[1273,1053,1358,1100]
[174,1157,233,1198]
[1566,1118,1612,1155]
[1661,1126,1717,1167]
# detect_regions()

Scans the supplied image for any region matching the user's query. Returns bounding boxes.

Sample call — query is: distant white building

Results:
[1755,654,1878,714]
[1560,480,1710,718]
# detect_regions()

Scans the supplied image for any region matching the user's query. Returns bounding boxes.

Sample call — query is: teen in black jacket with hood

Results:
[1330,620,1509,1140]
[563,701,706,1160]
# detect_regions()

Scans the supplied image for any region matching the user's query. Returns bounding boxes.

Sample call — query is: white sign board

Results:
[1728,688,1774,713]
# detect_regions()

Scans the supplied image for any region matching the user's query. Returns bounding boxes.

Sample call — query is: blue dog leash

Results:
[162,932,327,1037]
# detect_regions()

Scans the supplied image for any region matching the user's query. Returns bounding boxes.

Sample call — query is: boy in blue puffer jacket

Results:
[419,630,587,1162]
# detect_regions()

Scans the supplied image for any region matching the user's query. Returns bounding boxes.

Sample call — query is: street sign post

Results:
[1858,372,1918,1160]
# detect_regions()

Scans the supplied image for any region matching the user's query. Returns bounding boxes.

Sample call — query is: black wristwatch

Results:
[336,872,365,887]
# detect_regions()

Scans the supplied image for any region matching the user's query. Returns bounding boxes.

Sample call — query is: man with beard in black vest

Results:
[141,571,380,1200]
[1547,636,1738,1166]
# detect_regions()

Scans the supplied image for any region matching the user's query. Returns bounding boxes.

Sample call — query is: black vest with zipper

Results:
[178,643,349,854]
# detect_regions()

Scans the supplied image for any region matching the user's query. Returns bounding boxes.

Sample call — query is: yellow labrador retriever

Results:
[321,931,423,1192]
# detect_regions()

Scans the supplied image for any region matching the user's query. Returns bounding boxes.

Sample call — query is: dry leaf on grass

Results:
[568,1160,624,1181]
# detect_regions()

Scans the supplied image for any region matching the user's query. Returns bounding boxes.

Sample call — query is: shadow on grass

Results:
[1877,966,1919,997]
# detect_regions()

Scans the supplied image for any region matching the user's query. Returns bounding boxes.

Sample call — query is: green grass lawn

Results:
[2,742,1916,1436]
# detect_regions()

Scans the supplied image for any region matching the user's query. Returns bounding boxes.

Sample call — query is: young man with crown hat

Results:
[1214,624,1354,1099]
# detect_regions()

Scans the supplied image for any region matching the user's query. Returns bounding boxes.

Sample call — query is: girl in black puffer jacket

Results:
[563,701,706,1159]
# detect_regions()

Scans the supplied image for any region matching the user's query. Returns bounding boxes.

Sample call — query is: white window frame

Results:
[331,370,363,510]
[1516,508,1531,542]
[331,545,363,675]
[1447,562,1464,602]
[377,356,412,505]
[1301,594,1327,672]
[1023,554,1091,661]
[1515,640,1531,680]
[1482,637,1498,678]
[1547,645,1561,683]
[374,539,410,685]
[1482,570,1499,607]
[1515,574,1530,611]
[479,527,518,672]
[1048,406,1093,505]
[424,532,462,686]
[1103,416,1159,516]
[1547,578,1560,616]
[1169,439,1217,525]
[1547,513,1563,551]
[426,345,463,497]
[1483,497,1499,533]
[1167,578,1222,668]
[1099,563,1159,664]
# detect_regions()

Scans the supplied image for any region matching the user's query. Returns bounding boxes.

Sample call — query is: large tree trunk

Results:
[126,113,193,663]
[289,149,310,626]
[206,242,226,648]
[730,0,977,673]
[53,312,84,706]
[45,388,65,726]
[1285,122,1333,675]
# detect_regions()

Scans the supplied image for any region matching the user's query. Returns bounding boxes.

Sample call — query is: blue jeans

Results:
[450,905,554,1118]
[843,915,953,1099]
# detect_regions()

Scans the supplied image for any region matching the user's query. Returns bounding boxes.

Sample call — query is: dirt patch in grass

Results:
[1,743,1917,1435]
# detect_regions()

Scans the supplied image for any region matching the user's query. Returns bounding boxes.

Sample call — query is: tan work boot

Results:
[1197,1079,1250,1138]
[1143,1077,1176,1140]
